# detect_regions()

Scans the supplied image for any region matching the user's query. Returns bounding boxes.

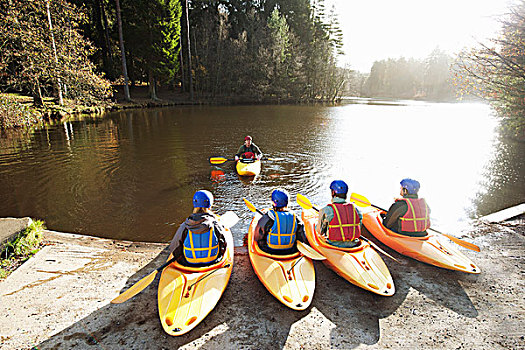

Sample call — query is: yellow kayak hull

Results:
[302,208,395,296]
[157,228,234,336]
[248,213,315,310]
[236,159,261,176]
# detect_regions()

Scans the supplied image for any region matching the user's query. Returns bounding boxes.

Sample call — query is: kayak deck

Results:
[158,229,234,336]
[362,209,480,274]
[302,208,395,296]
[236,159,261,176]
[248,212,315,310]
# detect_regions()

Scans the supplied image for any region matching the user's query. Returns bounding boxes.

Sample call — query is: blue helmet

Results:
[400,178,420,195]
[330,180,348,195]
[193,190,213,208]
[271,189,289,208]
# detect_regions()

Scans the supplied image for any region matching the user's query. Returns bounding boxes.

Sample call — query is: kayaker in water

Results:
[383,178,430,237]
[235,135,263,161]
[316,180,362,248]
[168,190,227,266]
[254,188,307,255]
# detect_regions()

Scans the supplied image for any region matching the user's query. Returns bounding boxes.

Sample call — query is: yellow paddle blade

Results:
[350,193,372,207]
[296,193,313,210]
[111,270,158,304]
[209,157,229,165]
[297,241,326,260]
[243,197,257,213]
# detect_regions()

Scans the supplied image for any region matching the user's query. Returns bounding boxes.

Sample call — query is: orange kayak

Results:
[247,212,315,310]
[362,209,480,274]
[302,208,395,296]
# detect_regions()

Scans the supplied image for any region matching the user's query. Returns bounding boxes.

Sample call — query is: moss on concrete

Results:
[0,220,45,279]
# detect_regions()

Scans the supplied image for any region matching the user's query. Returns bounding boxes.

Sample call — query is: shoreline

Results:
[1,90,472,131]
[0,214,523,349]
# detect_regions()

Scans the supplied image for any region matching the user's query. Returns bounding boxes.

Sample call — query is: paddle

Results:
[242,197,325,261]
[111,256,177,304]
[209,156,281,165]
[296,193,399,262]
[111,211,239,304]
[349,193,481,252]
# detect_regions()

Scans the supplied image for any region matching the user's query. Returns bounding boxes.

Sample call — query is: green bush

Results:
[0,94,43,129]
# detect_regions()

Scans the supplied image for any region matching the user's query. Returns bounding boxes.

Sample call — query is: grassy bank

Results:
[0,89,202,129]
[0,220,45,279]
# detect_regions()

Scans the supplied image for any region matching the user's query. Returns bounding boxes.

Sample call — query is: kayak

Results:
[302,208,395,296]
[236,159,261,176]
[248,212,315,310]
[362,209,480,274]
[157,222,234,336]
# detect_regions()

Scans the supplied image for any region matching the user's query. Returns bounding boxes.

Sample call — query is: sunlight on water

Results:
[0,101,522,244]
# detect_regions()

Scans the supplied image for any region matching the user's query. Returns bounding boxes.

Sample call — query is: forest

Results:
[0,0,524,135]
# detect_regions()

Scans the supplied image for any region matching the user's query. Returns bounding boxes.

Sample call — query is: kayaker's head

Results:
[193,190,214,213]
[244,135,252,147]
[271,188,289,210]
[400,178,420,196]
[330,180,348,199]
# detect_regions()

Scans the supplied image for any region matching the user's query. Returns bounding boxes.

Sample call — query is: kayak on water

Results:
[301,208,395,296]
[236,158,261,177]
[362,209,480,274]
[157,216,234,336]
[247,211,315,310]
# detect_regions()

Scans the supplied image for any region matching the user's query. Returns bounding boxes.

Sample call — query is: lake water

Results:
[1,100,523,245]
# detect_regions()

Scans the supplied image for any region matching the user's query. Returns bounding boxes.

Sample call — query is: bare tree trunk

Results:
[99,0,114,79]
[32,79,44,106]
[115,0,131,101]
[183,0,193,100]
[46,0,63,106]
[179,34,185,92]
[148,70,159,100]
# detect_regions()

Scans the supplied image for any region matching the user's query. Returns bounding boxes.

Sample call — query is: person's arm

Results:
[254,214,271,242]
[383,202,407,229]
[355,206,363,221]
[253,144,263,159]
[316,207,329,237]
[235,145,245,160]
[213,222,227,256]
[168,222,186,256]
[295,216,307,243]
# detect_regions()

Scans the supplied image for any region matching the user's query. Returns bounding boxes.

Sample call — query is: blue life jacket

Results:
[183,227,219,264]
[266,210,297,250]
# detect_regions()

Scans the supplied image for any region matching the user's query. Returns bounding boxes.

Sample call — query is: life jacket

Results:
[183,226,219,264]
[266,210,297,250]
[397,198,431,233]
[327,203,361,241]
[242,151,255,159]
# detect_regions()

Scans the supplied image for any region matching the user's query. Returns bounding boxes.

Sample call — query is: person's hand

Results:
[257,154,262,160]
[235,155,239,161]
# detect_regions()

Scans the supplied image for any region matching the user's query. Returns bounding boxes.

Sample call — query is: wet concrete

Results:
[0,218,524,349]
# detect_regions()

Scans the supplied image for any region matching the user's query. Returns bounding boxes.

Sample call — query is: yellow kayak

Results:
[302,208,395,296]
[248,212,315,310]
[236,159,261,176]
[157,225,234,336]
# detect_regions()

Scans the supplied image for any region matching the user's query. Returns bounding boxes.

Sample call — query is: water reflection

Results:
[0,102,522,244]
